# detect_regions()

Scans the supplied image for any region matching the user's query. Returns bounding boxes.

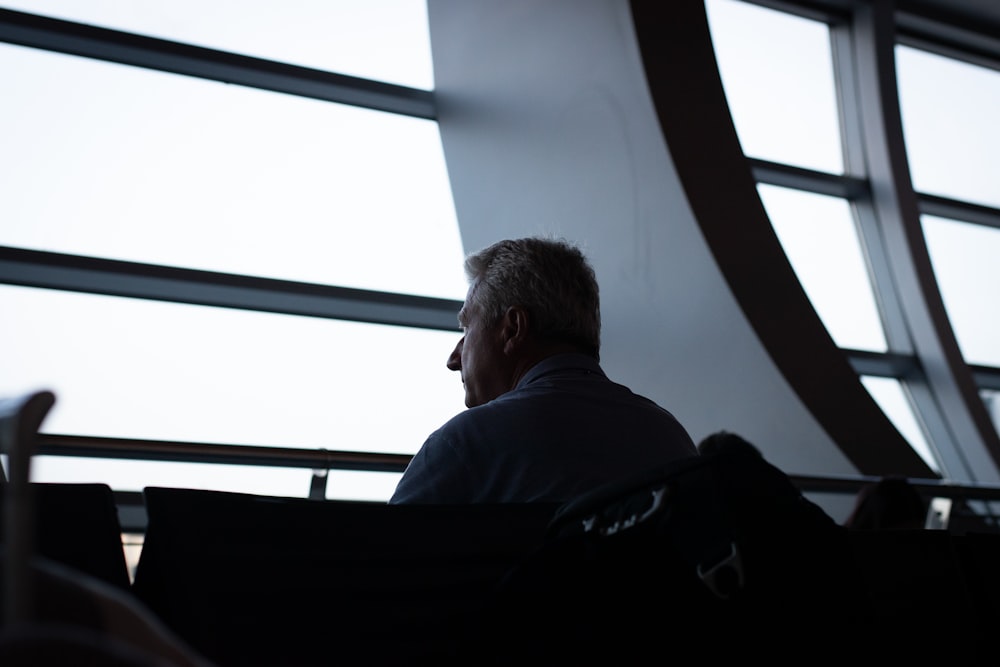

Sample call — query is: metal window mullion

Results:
[830,18,913,353]
[919,194,1000,230]
[844,349,918,378]
[972,366,1000,392]
[748,159,867,198]
[829,11,965,478]
[0,247,462,331]
[0,8,435,119]
[896,9,1000,73]
[850,0,1000,483]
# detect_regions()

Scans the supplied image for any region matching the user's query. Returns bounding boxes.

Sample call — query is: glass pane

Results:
[1,0,433,89]
[30,456,314,497]
[758,185,887,351]
[896,46,1000,209]
[29,456,402,501]
[0,285,466,456]
[705,0,843,173]
[922,216,1000,367]
[861,376,940,474]
[325,469,402,502]
[0,43,466,300]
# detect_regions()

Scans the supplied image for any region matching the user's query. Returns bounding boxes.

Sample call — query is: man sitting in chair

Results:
[390,236,697,504]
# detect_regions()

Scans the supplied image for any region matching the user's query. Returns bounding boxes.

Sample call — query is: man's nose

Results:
[446,337,463,371]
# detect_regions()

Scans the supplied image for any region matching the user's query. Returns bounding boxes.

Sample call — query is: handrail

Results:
[789,472,1000,501]
[35,433,411,480]
[37,433,412,512]
[29,433,1000,534]
[36,432,1000,501]
[37,433,411,473]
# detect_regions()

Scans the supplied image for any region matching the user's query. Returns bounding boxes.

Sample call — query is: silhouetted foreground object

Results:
[845,528,984,664]
[0,556,214,667]
[465,432,892,665]
[844,476,928,530]
[0,482,132,591]
[132,487,557,667]
[696,429,763,457]
[1,388,212,666]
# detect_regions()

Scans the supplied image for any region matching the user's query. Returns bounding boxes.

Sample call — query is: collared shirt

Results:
[389,353,697,504]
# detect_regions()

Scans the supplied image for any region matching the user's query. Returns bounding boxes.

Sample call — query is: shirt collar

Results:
[515,353,605,389]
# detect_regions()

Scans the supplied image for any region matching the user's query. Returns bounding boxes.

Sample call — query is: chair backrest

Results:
[845,528,984,664]
[4,483,131,591]
[132,486,558,667]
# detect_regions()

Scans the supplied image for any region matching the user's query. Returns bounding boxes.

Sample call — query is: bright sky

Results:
[0,1,466,500]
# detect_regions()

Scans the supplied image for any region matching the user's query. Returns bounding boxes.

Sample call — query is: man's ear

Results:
[500,306,530,355]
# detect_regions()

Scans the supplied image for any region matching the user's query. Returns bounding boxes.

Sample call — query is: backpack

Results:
[463,432,874,666]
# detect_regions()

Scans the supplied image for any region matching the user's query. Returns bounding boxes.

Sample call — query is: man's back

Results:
[390,354,696,504]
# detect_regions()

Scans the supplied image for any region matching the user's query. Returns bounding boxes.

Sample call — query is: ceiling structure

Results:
[427,0,1000,508]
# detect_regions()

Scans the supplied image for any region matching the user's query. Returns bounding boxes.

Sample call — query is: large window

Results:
[0,2,466,500]
[1,42,463,297]
[706,0,1000,479]
[705,0,843,173]
[6,0,1000,500]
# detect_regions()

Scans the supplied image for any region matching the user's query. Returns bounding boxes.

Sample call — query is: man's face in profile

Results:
[447,285,509,408]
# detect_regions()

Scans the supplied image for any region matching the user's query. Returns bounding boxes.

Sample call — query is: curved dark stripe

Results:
[628,0,934,477]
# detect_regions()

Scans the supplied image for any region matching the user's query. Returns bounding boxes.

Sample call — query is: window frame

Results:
[731,0,1000,481]
[0,6,460,498]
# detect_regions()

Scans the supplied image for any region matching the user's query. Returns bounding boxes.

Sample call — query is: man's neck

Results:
[507,342,590,390]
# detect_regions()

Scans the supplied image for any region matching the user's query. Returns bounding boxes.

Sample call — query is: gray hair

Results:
[463,237,601,359]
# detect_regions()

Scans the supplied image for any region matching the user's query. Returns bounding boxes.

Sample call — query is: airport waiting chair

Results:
[132,486,558,667]
[0,482,132,592]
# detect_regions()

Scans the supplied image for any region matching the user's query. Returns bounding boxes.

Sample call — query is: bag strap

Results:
[550,454,745,600]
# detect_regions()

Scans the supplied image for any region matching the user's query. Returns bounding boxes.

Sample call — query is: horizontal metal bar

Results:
[36,433,1000,504]
[37,433,412,474]
[844,348,1000,394]
[749,158,869,199]
[844,348,921,379]
[918,193,1000,230]
[897,9,1000,73]
[0,247,462,331]
[971,365,1000,392]
[0,8,435,119]
[791,472,1000,502]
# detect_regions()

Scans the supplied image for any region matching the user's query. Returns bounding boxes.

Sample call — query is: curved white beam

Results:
[428,0,930,482]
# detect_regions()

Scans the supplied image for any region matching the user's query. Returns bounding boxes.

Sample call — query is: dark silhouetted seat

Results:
[845,528,984,664]
[132,486,558,667]
[0,482,131,592]
[951,531,1000,659]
